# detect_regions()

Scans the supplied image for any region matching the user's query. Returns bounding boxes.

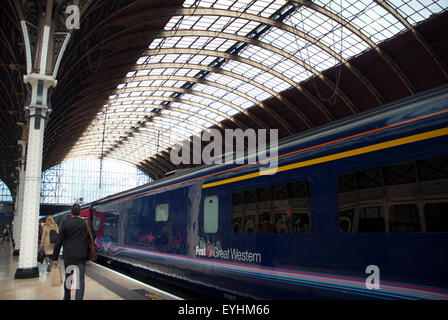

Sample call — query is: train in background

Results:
[53,85,448,299]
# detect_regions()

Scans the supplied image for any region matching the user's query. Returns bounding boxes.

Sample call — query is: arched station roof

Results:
[1,0,448,194]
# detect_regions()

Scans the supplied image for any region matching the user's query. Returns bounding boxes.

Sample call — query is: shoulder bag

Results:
[85,220,98,261]
[49,229,58,243]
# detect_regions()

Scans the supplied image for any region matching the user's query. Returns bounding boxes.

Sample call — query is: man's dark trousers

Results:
[63,258,86,300]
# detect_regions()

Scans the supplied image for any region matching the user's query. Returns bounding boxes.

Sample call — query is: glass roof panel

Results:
[70,0,447,168]
[183,0,288,17]
[240,45,310,83]
[205,73,271,100]
[224,66,282,99]
[284,7,370,59]
[388,0,448,25]
[313,0,404,43]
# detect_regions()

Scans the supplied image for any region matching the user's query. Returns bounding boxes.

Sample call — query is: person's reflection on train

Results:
[157,225,169,247]
[276,215,288,234]
[166,222,174,251]
[258,212,275,233]
[285,209,294,233]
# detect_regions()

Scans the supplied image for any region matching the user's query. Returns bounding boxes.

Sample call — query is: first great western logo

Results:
[195,245,261,263]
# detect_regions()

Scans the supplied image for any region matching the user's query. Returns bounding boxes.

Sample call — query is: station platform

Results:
[0,242,183,300]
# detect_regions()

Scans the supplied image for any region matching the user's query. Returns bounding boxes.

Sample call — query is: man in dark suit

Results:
[52,203,96,300]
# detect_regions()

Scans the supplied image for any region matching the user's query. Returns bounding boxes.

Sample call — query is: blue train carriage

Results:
[89,85,448,299]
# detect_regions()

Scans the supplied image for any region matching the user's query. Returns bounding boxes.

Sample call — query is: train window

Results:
[92,216,101,232]
[231,180,310,234]
[244,219,255,233]
[257,186,271,202]
[103,211,119,242]
[384,162,416,185]
[276,216,288,234]
[294,213,310,233]
[258,212,274,233]
[288,181,308,198]
[271,184,288,200]
[425,203,448,232]
[338,155,448,233]
[389,204,420,232]
[338,173,356,193]
[155,203,169,222]
[339,209,354,233]
[232,216,242,233]
[232,192,244,206]
[244,189,257,204]
[124,211,140,245]
[418,156,448,181]
[204,195,219,233]
[357,167,382,189]
[359,207,385,233]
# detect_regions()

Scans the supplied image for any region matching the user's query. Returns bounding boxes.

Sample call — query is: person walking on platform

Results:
[3,224,10,244]
[39,216,59,272]
[52,203,96,300]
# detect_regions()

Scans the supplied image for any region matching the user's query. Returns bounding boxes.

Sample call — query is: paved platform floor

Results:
[0,242,123,300]
[0,242,182,300]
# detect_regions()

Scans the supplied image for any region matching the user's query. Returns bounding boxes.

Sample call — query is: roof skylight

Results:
[68,0,448,169]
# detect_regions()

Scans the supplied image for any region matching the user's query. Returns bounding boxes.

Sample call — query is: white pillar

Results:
[12,141,26,256]
[15,75,55,279]
[14,0,72,279]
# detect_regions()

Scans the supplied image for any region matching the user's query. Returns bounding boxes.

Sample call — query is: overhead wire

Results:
[290,0,376,106]
[104,0,263,168]
[95,0,121,189]
[90,1,202,175]
[291,0,343,106]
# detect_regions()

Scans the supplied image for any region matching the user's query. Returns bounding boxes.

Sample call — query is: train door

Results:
[199,186,221,251]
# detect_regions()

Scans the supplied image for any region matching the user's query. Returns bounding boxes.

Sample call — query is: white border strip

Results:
[90,262,184,300]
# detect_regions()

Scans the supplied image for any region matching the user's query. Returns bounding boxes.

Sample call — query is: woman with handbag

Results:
[39,215,59,272]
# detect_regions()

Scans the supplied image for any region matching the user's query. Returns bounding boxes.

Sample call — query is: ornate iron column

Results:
[15,76,55,278]
[14,0,73,279]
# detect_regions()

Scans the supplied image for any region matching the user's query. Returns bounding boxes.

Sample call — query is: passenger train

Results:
[53,85,448,299]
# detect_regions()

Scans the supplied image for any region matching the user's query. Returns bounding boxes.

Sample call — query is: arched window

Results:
[0,180,13,202]
[40,158,151,204]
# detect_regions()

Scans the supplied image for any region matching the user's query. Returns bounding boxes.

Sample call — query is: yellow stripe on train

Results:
[202,127,448,189]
